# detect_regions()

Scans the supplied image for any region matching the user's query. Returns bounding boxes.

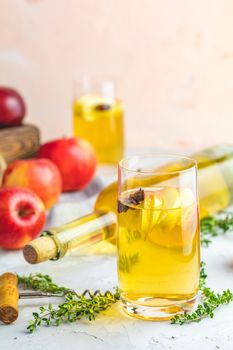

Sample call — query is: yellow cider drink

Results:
[117,187,200,319]
[73,94,124,164]
[117,155,199,320]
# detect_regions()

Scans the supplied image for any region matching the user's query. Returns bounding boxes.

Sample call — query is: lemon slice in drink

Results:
[140,189,163,235]
[179,188,198,237]
[156,187,181,230]
[148,187,196,248]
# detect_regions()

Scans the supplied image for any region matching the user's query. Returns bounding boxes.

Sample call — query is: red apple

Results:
[0,187,46,249]
[2,158,62,209]
[38,137,97,192]
[0,87,26,127]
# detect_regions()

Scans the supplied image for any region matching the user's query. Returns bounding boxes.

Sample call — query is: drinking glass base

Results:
[121,295,197,321]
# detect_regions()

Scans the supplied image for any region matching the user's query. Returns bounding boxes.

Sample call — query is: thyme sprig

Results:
[27,289,120,333]
[200,211,233,246]
[118,252,139,273]
[171,262,233,325]
[17,273,120,333]
[18,273,68,294]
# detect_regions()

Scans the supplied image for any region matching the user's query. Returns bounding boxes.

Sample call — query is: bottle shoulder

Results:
[95,181,118,213]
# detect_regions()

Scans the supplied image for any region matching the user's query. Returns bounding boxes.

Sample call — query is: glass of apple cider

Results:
[73,77,124,164]
[117,154,200,320]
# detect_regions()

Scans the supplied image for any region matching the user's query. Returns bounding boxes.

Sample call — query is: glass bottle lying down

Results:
[23,144,233,264]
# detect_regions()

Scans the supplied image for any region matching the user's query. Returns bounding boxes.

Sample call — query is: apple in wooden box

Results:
[0,87,26,128]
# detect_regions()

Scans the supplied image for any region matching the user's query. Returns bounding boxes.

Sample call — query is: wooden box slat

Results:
[0,125,40,163]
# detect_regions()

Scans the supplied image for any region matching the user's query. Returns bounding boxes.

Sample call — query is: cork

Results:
[23,236,58,264]
[0,273,19,324]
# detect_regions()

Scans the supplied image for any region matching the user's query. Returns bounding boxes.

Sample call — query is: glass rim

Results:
[118,153,197,176]
[73,75,118,99]
[73,75,118,85]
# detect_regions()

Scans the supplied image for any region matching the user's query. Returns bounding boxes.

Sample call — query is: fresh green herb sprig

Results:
[200,211,233,246]
[27,289,120,333]
[17,273,120,333]
[18,273,68,294]
[118,252,139,273]
[171,262,233,325]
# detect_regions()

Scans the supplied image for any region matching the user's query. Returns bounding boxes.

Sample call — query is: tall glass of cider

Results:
[117,154,200,320]
[73,77,124,164]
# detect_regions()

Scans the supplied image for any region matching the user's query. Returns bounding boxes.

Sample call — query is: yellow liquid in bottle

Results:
[117,187,200,319]
[73,94,124,164]
[194,149,233,217]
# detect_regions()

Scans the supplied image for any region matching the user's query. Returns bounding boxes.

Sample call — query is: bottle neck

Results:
[23,211,116,264]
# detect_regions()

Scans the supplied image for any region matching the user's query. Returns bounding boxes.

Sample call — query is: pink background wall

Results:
[1,0,233,151]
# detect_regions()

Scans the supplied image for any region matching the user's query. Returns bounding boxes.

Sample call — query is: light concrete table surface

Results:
[0,168,233,350]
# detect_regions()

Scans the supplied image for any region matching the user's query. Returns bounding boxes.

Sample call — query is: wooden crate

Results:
[0,124,40,164]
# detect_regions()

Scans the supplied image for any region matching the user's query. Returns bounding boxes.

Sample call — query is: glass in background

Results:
[73,77,124,164]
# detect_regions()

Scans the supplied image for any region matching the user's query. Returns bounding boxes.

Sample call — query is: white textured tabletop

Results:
[0,171,233,350]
